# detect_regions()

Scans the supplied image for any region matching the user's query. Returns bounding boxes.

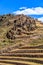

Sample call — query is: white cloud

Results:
[38,17,43,22]
[13,7,43,15]
[19,7,27,10]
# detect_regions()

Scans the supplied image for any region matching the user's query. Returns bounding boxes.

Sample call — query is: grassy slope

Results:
[0,20,43,49]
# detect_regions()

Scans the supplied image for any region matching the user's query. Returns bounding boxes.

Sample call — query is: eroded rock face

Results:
[6,14,37,39]
[6,30,15,39]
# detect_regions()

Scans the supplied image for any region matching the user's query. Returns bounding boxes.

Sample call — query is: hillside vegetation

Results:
[0,14,43,65]
[0,14,43,48]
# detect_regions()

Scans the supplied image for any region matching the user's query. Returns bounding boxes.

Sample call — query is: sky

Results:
[0,0,43,22]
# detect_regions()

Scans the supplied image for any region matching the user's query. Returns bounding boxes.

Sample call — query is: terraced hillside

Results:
[0,45,43,65]
[0,14,43,65]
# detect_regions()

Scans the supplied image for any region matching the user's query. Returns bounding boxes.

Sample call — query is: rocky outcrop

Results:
[6,14,37,39]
